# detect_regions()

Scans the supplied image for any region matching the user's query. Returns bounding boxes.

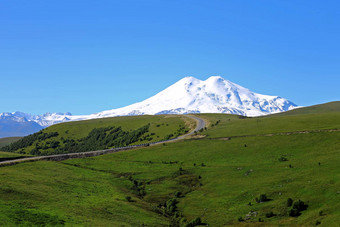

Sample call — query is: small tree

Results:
[289,200,308,217]
[256,194,268,203]
[293,200,308,211]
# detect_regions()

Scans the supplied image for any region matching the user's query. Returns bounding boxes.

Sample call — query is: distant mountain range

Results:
[0,76,298,138]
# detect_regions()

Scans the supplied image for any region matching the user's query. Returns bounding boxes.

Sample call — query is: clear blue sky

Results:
[1,0,339,115]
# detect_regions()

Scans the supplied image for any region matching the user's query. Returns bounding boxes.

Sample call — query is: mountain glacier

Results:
[0,76,298,137]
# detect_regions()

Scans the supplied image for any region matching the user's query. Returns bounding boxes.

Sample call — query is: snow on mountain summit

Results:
[91,76,298,118]
[0,76,298,137]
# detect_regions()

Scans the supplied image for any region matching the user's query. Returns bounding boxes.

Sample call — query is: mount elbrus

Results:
[0,76,297,137]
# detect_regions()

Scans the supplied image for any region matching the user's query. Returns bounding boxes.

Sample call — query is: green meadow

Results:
[0,102,339,226]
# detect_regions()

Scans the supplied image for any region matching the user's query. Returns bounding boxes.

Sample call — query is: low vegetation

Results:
[0,102,339,226]
[1,115,192,155]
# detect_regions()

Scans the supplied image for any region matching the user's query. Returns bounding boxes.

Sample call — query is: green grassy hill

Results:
[197,102,340,139]
[275,101,340,116]
[0,104,339,226]
[1,115,193,156]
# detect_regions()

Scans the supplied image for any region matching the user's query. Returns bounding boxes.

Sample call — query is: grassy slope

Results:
[198,111,339,138]
[43,115,191,141]
[0,161,168,226]
[0,151,31,160]
[4,115,194,155]
[276,101,340,116]
[0,103,339,226]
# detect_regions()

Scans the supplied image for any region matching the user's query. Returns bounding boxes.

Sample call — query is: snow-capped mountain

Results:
[0,112,72,138]
[0,112,72,127]
[92,76,297,118]
[0,76,298,137]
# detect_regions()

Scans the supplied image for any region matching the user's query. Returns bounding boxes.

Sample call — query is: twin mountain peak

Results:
[1,76,298,136]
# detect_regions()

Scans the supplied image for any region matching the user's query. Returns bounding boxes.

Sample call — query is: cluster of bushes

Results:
[164,133,174,140]
[211,120,221,127]
[156,197,202,226]
[6,124,151,155]
[139,132,155,141]
[241,196,308,223]
[288,199,308,217]
[255,194,270,203]
[181,217,202,227]
[75,124,150,150]
[163,125,188,140]
[174,125,189,137]
[2,131,58,152]
[162,161,179,164]
[127,177,147,198]
[151,170,204,226]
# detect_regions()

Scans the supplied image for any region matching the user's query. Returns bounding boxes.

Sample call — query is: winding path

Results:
[0,115,206,167]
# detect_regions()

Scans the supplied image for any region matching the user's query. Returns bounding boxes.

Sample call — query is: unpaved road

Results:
[0,115,206,167]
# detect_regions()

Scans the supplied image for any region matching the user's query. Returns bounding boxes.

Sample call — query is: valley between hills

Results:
[0,101,339,226]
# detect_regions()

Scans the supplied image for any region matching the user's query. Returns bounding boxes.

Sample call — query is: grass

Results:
[3,115,194,155]
[0,161,168,226]
[198,111,340,138]
[0,102,339,226]
[43,115,191,141]
[276,101,340,116]
[0,137,21,148]
[0,151,31,162]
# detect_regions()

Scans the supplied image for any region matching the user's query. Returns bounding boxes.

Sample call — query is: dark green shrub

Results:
[289,199,308,217]
[174,191,182,198]
[185,217,202,226]
[289,208,300,217]
[166,198,177,215]
[256,194,269,203]
[265,211,275,218]
[125,196,132,202]
[293,200,308,211]
[287,198,293,207]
